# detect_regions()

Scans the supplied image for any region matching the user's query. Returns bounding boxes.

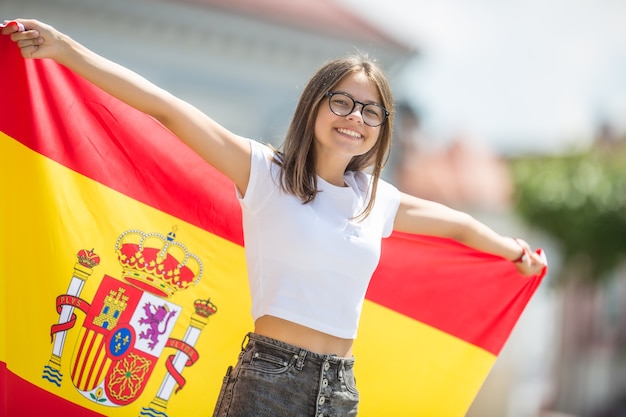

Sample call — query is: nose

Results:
[346,103,365,123]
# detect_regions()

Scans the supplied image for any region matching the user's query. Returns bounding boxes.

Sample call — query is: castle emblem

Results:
[41,229,217,416]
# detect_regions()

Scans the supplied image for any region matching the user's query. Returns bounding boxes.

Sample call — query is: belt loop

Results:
[338,359,345,380]
[241,332,251,351]
[295,349,307,371]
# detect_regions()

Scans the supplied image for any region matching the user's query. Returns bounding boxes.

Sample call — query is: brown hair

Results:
[275,54,394,219]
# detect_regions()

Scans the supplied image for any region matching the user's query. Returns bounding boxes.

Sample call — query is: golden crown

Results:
[115,228,203,298]
[77,248,101,269]
[194,298,218,318]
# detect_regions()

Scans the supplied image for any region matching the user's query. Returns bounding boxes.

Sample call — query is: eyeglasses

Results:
[326,92,389,127]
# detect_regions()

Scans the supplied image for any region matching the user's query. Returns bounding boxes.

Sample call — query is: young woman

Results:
[3,19,546,417]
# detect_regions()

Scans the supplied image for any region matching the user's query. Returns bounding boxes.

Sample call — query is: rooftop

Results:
[178,0,414,52]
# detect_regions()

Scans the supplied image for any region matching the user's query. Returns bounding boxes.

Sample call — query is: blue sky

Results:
[340,0,626,155]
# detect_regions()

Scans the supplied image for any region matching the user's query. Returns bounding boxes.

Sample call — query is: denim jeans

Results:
[212,332,359,417]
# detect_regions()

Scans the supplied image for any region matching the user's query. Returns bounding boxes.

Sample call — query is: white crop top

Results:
[237,139,401,339]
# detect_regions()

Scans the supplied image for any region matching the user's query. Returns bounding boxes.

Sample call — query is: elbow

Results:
[152,111,170,126]
[149,99,171,126]
[146,91,181,129]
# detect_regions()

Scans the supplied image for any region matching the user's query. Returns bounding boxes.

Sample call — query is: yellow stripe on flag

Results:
[1,133,254,415]
[356,301,496,416]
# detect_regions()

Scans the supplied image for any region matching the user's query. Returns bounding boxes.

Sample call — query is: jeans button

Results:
[318,396,325,405]
[322,378,328,387]
[323,361,330,371]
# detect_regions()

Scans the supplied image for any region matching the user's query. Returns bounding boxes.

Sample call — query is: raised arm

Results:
[2,19,251,194]
[393,191,546,276]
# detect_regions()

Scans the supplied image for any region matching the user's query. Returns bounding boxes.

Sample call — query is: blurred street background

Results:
[2,0,625,415]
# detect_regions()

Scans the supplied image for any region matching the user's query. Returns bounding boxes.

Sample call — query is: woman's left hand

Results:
[512,238,547,276]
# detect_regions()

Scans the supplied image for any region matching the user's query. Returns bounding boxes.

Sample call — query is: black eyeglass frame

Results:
[325,91,390,127]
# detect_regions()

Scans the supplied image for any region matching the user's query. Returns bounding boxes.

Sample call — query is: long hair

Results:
[276,54,394,219]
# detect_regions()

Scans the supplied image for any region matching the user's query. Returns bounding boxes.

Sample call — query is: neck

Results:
[315,156,350,187]
[318,172,346,187]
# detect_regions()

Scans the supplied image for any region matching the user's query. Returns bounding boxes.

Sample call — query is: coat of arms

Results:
[41,228,217,416]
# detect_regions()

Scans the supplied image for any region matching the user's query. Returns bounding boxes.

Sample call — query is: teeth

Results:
[337,128,362,138]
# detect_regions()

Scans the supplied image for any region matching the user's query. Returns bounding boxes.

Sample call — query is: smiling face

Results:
[278,55,394,205]
[313,71,383,171]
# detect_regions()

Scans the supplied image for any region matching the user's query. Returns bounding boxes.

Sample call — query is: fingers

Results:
[2,19,37,45]
[1,23,16,35]
[8,29,44,58]
[12,29,43,45]
[530,251,547,272]
[521,250,547,276]
[2,19,42,41]
[5,18,38,39]
[1,19,26,34]
[2,19,59,60]
[512,244,547,277]
[20,39,44,58]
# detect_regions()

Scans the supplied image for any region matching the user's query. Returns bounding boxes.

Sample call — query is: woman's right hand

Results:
[2,19,65,61]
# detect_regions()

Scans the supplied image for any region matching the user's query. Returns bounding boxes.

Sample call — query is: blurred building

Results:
[0,0,415,146]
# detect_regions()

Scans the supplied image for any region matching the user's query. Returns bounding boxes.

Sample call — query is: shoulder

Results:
[239,139,282,206]
[248,139,282,172]
[249,139,276,159]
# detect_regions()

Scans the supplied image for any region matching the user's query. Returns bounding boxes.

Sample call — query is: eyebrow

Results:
[334,90,382,106]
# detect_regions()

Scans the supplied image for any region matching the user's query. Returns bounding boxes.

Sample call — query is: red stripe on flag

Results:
[371,233,543,355]
[1,361,105,417]
[0,38,243,246]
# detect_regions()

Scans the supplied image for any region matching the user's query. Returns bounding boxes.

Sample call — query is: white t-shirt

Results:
[238,139,401,339]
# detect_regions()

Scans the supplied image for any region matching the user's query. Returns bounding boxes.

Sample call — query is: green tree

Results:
[511,143,626,283]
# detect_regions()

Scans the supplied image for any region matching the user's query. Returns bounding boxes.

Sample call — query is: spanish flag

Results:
[0,27,545,417]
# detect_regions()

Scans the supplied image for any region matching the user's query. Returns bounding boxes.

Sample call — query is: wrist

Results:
[55,32,76,64]
[511,238,527,263]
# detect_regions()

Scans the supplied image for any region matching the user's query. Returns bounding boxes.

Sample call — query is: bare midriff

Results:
[254,315,354,357]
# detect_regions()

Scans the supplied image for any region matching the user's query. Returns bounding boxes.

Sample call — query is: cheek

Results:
[314,109,333,137]
[366,128,382,146]
[362,130,383,156]
[313,117,323,142]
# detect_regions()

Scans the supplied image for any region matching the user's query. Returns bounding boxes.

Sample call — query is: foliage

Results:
[511,143,626,283]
